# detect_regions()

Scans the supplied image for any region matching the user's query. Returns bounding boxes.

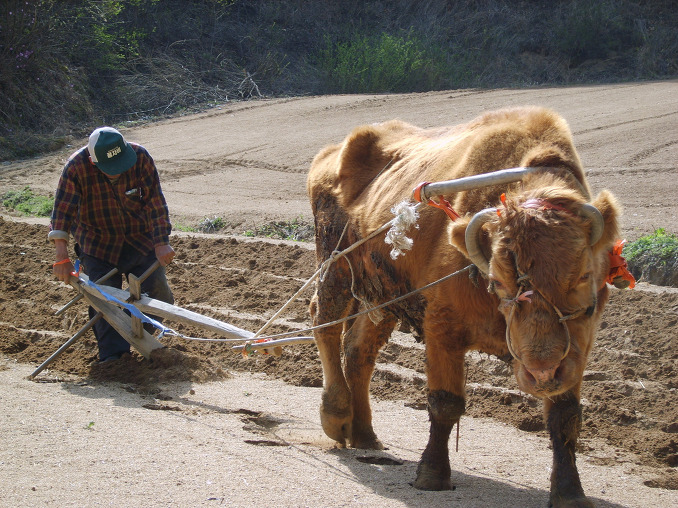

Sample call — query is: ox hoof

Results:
[350,430,384,450]
[413,463,453,491]
[320,405,352,446]
[549,497,595,508]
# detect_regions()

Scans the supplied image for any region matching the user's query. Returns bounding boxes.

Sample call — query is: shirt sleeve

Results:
[49,153,83,244]
[138,148,172,247]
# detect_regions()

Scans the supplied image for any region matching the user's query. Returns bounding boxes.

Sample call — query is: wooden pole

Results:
[28,312,104,379]
[55,267,118,316]
[31,268,122,379]
[73,272,255,341]
[127,261,160,341]
[79,290,164,358]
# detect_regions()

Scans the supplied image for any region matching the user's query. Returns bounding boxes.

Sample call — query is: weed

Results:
[1,186,53,217]
[197,216,225,233]
[173,222,197,233]
[624,229,678,287]
[316,31,448,93]
[242,217,313,242]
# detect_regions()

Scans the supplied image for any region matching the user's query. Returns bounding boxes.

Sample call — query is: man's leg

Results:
[79,254,131,362]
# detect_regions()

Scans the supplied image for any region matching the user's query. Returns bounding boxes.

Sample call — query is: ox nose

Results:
[524,363,561,386]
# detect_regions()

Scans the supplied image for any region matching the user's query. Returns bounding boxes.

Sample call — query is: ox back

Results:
[307,106,622,507]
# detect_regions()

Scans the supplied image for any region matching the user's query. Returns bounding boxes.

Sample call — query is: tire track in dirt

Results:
[627,139,678,167]
[574,110,678,136]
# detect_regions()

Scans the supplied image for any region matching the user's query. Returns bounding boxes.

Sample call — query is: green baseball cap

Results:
[88,127,137,175]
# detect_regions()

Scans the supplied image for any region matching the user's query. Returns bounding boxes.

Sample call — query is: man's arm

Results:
[138,148,174,266]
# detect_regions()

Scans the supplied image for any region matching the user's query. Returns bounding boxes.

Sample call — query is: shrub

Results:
[624,229,678,287]
[197,215,225,233]
[243,217,313,241]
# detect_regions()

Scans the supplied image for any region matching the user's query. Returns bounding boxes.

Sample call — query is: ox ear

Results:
[590,189,621,252]
[448,216,471,257]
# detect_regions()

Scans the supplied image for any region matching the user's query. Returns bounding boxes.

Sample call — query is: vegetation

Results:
[1,186,53,216]
[624,229,678,265]
[197,215,226,233]
[1,0,676,161]
[243,216,314,241]
[624,229,678,287]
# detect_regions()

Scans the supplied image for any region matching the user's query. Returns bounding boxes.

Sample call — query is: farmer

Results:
[49,126,175,363]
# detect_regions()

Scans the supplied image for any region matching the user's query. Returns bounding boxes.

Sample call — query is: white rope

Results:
[385,200,422,259]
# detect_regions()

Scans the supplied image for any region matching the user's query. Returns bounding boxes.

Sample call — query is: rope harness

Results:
[496,262,597,364]
[494,197,600,364]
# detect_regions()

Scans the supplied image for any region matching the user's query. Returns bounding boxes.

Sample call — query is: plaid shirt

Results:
[50,143,172,265]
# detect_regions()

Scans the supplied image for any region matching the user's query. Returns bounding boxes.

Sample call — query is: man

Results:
[50,127,175,363]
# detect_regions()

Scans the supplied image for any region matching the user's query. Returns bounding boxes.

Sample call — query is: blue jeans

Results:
[80,243,174,361]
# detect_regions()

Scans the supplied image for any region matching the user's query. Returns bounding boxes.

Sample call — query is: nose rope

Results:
[502,274,583,364]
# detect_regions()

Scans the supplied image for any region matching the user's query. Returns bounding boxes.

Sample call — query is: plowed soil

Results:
[1,81,677,507]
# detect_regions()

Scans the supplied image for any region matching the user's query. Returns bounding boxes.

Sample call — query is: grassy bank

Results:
[1,0,676,160]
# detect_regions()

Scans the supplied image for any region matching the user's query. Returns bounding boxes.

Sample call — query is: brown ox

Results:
[307,107,623,507]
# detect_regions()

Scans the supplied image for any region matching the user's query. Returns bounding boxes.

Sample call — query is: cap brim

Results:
[95,144,137,175]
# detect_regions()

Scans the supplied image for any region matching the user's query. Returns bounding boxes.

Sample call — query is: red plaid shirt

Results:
[50,143,172,265]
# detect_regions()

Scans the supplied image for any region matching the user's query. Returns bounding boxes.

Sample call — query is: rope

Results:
[254,264,473,342]
[178,264,473,345]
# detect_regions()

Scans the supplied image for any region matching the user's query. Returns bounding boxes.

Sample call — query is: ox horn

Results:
[580,203,604,246]
[464,208,497,276]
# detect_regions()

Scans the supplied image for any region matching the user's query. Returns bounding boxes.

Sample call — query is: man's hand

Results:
[53,239,74,282]
[155,244,175,266]
[53,259,75,282]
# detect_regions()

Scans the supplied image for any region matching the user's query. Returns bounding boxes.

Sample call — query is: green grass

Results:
[173,222,197,233]
[316,31,449,93]
[624,228,678,266]
[1,186,54,217]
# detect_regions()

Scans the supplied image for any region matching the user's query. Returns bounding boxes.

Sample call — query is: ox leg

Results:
[545,390,593,508]
[414,341,466,491]
[310,288,354,447]
[343,313,396,449]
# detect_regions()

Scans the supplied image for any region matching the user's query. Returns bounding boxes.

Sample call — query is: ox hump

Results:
[330,120,420,206]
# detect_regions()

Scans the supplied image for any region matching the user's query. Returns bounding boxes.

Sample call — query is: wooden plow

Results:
[29,261,313,379]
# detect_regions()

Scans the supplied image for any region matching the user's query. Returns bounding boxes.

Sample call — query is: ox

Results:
[307,107,624,507]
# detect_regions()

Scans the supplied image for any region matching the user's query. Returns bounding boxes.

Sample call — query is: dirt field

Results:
[1,81,677,507]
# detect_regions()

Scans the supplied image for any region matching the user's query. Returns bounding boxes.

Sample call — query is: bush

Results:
[243,217,314,241]
[624,229,678,287]
[197,216,226,233]
[0,0,676,160]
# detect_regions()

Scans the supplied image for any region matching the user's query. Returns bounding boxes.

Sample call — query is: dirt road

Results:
[1,81,677,507]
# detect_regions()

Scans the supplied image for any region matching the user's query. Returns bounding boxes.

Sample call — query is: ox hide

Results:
[307,106,621,508]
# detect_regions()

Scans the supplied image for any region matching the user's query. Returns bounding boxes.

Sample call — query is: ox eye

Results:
[489,278,505,293]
